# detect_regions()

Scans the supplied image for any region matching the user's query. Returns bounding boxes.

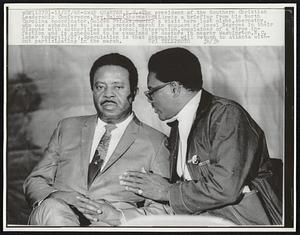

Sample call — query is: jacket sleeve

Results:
[169,104,262,214]
[121,136,174,222]
[23,121,62,207]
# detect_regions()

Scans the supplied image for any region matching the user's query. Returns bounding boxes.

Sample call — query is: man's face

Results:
[147,72,177,121]
[92,65,132,123]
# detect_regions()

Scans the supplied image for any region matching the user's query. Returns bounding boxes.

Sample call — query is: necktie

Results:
[167,120,180,183]
[87,123,117,187]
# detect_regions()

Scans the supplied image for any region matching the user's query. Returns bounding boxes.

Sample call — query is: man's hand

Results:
[119,171,172,201]
[49,190,87,208]
[76,196,122,226]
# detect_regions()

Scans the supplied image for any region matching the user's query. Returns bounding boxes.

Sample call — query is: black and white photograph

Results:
[3,3,296,232]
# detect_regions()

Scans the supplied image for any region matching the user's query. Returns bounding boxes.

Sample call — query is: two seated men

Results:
[24,48,281,226]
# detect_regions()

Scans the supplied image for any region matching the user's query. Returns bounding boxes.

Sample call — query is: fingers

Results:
[119,171,147,183]
[119,178,141,189]
[76,196,103,214]
[123,185,144,195]
[76,203,102,215]
[119,171,149,196]
[77,206,101,216]
[83,213,100,222]
[125,171,148,178]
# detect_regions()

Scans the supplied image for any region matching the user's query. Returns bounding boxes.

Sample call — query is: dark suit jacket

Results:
[168,90,281,225]
[23,114,172,223]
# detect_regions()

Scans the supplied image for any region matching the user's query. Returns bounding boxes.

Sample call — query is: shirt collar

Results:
[166,90,202,124]
[177,90,202,123]
[97,113,134,130]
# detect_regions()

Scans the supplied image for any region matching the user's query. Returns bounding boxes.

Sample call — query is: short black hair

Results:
[148,47,203,91]
[89,53,138,98]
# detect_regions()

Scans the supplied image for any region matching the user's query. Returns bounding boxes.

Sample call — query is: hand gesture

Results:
[119,170,172,202]
[76,196,122,226]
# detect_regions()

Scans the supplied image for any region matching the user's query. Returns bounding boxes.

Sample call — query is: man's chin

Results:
[98,109,132,123]
[101,110,118,117]
[102,103,117,110]
[98,113,119,123]
[156,112,167,121]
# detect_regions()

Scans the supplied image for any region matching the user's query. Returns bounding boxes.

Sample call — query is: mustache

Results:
[101,99,117,105]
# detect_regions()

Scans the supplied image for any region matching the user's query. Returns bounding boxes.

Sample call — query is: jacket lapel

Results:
[187,89,213,141]
[99,117,139,175]
[193,89,213,122]
[80,115,97,185]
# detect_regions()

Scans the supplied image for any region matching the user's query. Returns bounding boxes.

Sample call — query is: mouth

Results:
[101,100,117,108]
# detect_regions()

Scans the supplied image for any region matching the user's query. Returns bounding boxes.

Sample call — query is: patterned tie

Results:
[167,120,180,183]
[87,123,117,187]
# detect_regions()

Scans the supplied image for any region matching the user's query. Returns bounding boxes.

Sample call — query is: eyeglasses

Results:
[144,82,172,101]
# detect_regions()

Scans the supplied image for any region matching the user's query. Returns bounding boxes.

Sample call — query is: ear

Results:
[134,87,139,97]
[170,82,181,97]
[129,88,139,101]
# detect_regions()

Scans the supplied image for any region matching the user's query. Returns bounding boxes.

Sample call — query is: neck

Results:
[173,90,198,117]
[98,111,132,124]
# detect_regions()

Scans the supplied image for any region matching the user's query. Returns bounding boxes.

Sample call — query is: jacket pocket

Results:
[187,158,212,182]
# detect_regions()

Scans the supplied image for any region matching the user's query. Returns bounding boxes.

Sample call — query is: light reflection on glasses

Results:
[144,82,173,101]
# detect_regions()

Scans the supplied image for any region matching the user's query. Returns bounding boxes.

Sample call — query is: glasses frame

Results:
[144,82,173,101]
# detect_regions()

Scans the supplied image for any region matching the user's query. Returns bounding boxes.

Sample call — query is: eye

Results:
[114,85,123,90]
[95,84,105,90]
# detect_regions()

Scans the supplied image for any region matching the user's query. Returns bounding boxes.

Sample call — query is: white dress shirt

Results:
[167,90,202,180]
[89,113,134,170]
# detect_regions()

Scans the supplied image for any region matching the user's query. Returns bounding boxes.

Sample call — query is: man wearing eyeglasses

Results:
[120,47,282,225]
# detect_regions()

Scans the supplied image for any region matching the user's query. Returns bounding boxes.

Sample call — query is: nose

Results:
[103,87,115,98]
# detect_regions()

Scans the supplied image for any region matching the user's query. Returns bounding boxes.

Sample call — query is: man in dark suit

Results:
[120,47,282,225]
[23,53,172,226]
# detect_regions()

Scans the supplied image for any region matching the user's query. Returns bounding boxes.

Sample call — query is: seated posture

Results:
[23,53,172,226]
[120,47,282,225]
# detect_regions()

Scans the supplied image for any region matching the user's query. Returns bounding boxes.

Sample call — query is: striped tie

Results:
[87,124,117,187]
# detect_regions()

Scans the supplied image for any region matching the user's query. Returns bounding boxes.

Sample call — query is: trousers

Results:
[29,198,81,226]
[29,198,113,226]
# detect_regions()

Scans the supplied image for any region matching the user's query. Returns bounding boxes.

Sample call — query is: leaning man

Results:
[120,47,282,225]
[23,53,171,226]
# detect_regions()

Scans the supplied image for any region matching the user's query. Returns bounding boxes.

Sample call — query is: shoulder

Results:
[134,118,168,145]
[207,95,262,136]
[212,95,245,111]
[209,95,251,120]
[58,114,96,129]
[200,90,249,119]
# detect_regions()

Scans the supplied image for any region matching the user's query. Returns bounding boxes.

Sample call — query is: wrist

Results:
[115,208,126,225]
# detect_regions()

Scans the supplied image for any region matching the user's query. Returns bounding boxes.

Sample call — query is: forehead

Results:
[147,72,164,87]
[94,65,129,83]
